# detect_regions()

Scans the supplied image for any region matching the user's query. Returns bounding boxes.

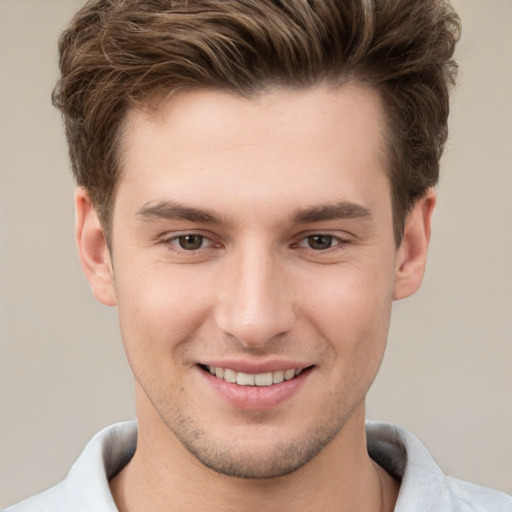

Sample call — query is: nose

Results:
[214,243,295,348]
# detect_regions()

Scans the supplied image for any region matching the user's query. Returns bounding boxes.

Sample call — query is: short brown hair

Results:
[52,0,460,243]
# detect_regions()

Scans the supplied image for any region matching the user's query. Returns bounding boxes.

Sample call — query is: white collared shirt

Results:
[4,421,511,511]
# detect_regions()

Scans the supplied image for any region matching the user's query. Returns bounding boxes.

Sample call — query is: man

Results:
[4,0,511,511]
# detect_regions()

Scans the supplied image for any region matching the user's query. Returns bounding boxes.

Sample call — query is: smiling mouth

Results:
[200,364,310,387]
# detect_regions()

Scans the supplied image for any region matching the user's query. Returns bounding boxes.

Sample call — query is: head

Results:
[56,0,460,482]
[53,0,460,246]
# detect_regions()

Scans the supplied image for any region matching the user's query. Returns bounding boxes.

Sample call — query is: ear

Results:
[393,188,436,300]
[75,187,117,306]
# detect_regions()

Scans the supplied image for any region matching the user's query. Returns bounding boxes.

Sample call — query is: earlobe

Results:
[393,188,436,301]
[75,188,117,306]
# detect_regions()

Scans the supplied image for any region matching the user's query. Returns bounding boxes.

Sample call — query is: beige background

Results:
[1,0,511,507]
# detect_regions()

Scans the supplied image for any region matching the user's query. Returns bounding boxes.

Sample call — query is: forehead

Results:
[123,83,387,154]
[116,84,391,221]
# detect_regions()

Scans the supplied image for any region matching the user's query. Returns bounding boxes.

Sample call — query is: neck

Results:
[110,403,399,512]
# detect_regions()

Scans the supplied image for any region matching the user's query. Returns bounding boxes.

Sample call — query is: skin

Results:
[76,84,435,512]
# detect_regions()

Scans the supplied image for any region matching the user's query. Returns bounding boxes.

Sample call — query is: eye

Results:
[300,234,338,250]
[172,234,210,251]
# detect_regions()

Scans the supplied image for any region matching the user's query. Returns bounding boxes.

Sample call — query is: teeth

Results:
[273,370,284,384]
[284,369,295,381]
[254,372,273,386]
[237,372,255,386]
[205,366,305,386]
[223,368,237,383]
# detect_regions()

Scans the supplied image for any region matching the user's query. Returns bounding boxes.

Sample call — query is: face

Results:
[79,84,430,479]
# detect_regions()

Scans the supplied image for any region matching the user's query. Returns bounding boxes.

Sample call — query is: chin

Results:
[163,408,353,480]
[184,438,330,479]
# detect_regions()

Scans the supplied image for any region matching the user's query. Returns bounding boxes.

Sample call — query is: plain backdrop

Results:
[1,0,511,507]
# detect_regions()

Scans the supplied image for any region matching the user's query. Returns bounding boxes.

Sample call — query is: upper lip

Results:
[199,359,312,374]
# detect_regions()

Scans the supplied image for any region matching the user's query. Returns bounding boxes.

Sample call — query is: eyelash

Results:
[161,233,218,252]
[159,232,350,254]
[295,234,350,251]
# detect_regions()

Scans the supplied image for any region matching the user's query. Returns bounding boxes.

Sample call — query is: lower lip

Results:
[200,367,312,411]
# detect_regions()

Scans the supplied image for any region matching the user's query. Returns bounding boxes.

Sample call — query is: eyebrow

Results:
[291,202,372,224]
[136,200,372,226]
[136,201,224,224]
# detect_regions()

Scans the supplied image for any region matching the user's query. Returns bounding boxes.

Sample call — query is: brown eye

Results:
[307,235,334,250]
[176,234,205,250]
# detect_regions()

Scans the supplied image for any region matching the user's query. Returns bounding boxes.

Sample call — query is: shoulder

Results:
[445,477,512,512]
[366,421,512,512]
[2,421,137,512]
[2,481,70,512]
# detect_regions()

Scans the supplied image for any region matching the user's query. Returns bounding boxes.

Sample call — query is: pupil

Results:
[309,235,332,250]
[179,235,203,250]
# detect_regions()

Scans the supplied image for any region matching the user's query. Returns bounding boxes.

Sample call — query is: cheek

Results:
[114,265,215,362]
[301,262,394,363]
